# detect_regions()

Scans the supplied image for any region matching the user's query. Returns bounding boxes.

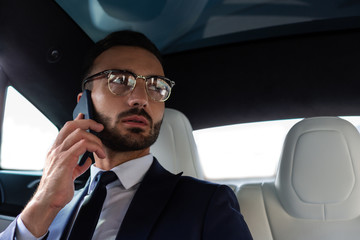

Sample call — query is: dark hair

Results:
[81,30,163,81]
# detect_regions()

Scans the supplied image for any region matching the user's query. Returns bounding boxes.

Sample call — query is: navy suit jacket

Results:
[1,158,252,239]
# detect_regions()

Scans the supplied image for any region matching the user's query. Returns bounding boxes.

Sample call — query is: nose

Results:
[127,79,148,108]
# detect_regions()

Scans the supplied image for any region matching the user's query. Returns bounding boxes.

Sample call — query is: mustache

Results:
[115,108,153,125]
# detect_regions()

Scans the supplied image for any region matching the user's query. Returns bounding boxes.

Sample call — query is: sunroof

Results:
[55,0,360,53]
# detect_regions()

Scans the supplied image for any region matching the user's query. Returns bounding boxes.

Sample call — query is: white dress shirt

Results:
[15,154,153,240]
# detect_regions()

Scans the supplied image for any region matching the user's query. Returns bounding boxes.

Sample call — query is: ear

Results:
[77,92,83,103]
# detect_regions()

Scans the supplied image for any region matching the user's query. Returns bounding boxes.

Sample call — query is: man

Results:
[0,31,252,239]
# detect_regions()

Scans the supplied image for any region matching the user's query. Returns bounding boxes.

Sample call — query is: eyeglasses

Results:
[82,69,175,102]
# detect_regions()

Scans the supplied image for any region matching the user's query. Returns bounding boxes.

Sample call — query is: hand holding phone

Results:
[72,89,96,166]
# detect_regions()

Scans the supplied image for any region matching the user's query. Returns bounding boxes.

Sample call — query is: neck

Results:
[94,147,150,170]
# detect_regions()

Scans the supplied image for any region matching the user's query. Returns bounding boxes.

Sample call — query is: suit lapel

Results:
[116,158,182,240]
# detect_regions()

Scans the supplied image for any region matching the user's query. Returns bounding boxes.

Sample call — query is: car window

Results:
[194,116,360,180]
[1,86,58,170]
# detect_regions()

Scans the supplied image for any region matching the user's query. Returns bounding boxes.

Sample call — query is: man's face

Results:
[87,46,165,152]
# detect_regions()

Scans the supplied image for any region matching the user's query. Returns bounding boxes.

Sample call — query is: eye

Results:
[146,77,171,101]
[109,73,127,85]
[147,78,170,91]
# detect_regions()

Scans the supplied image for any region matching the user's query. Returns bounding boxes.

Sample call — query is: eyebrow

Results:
[115,68,166,77]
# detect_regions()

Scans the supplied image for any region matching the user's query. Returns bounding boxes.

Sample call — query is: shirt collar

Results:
[90,154,153,190]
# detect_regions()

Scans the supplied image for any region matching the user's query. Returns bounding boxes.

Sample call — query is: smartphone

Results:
[72,89,96,166]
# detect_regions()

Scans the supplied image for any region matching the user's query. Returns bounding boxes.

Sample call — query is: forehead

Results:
[90,46,164,76]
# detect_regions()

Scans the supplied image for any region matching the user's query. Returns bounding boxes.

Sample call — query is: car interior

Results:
[238,117,360,239]
[2,0,360,239]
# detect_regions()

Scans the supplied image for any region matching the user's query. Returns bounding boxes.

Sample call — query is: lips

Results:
[121,115,149,127]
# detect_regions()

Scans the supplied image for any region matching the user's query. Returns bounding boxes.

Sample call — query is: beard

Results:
[94,108,162,152]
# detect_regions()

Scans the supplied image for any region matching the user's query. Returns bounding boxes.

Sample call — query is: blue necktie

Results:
[68,171,118,240]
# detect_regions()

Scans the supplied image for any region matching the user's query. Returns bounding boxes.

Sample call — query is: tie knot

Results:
[97,171,118,186]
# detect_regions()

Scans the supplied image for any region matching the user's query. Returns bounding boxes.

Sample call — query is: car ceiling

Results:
[56,0,360,53]
[1,0,360,130]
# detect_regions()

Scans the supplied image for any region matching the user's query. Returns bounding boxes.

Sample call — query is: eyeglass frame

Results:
[81,69,175,102]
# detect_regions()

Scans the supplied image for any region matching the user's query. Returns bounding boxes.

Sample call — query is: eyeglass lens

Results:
[107,72,172,102]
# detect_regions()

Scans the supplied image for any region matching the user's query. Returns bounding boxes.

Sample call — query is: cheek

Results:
[90,82,106,109]
[91,90,118,121]
[152,103,165,123]
[91,91,106,114]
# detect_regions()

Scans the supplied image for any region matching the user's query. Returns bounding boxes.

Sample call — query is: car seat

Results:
[237,117,360,240]
[150,108,204,179]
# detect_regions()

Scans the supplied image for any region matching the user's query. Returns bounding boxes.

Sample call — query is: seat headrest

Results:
[275,117,360,220]
[150,108,203,179]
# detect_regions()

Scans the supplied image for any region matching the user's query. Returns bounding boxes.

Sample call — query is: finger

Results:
[75,113,84,120]
[58,114,86,148]
[54,119,104,147]
[73,157,92,180]
[59,127,104,153]
[69,138,106,164]
[48,134,105,172]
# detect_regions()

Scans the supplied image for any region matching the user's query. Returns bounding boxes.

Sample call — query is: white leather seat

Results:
[237,117,360,240]
[150,108,204,179]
